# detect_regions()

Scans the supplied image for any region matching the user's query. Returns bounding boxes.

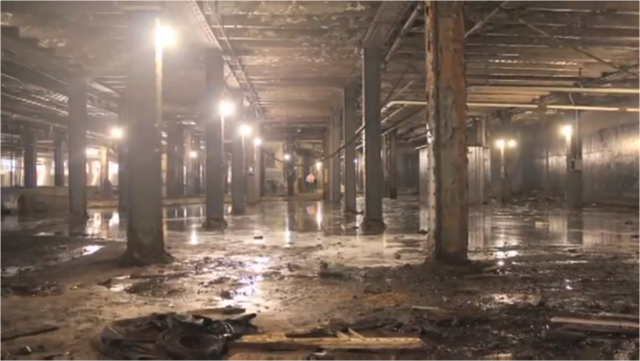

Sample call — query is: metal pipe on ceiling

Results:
[467,85,640,95]
[384,100,640,112]
[384,3,422,64]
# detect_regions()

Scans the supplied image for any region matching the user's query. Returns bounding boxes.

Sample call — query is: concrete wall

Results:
[517,111,639,206]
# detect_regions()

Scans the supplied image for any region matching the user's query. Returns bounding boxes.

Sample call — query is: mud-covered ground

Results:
[1,197,639,360]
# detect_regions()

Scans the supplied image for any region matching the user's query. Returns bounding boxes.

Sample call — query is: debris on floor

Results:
[94,312,260,359]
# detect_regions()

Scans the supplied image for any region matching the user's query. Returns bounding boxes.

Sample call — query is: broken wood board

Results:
[228,351,314,360]
[234,333,424,350]
[551,316,639,329]
[1,325,60,341]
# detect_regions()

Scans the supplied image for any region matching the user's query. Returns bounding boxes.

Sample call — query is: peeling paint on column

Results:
[424,1,468,261]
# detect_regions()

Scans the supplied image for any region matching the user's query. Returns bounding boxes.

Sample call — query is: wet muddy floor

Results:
[1,197,638,359]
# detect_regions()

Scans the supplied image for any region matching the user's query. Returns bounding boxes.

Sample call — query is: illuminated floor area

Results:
[1,197,638,359]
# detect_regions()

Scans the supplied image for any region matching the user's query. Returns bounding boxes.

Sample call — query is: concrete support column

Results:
[68,72,88,223]
[285,139,295,197]
[381,135,389,198]
[184,128,194,196]
[323,130,330,199]
[231,126,246,214]
[117,99,129,215]
[388,130,398,199]
[245,132,258,204]
[53,136,65,187]
[190,136,202,196]
[259,140,266,197]
[100,147,112,197]
[425,1,468,261]
[203,48,226,229]
[124,9,169,264]
[361,47,384,230]
[566,114,583,209]
[343,87,357,213]
[329,115,341,203]
[23,130,37,189]
[166,124,185,198]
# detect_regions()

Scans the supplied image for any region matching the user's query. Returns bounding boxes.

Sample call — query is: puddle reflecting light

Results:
[497,260,505,267]
[189,229,199,245]
[82,245,104,256]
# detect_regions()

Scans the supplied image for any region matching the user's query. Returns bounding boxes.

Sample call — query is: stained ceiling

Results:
[1,1,638,145]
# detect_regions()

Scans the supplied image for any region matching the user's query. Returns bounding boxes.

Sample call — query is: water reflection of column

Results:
[468,212,484,251]
[549,212,569,245]
[566,212,584,246]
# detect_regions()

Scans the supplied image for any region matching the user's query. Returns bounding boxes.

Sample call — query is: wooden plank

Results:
[551,316,640,329]
[235,334,424,350]
[1,325,60,341]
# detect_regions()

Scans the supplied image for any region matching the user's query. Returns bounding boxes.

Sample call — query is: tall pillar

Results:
[388,130,398,199]
[343,86,357,213]
[323,129,330,200]
[231,127,246,214]
[100,147,112,197]
[166,124,184,198]
[381,135,389,198]
[424,1,468,261]
[23,130,37,188]
[253,130,265,198]
[566,114,583,209]
[123,9,169,264]
[285,138,295,197]
[184,128,194,196]
[245,132,255,203]
[259,142,266,197]
[329,115,341,202]
[203,48,227,229]
[117,99,129,214]
[190,135,202,196]
[53,136,65,187]
[361,47,384,230]
[68,72,88,223]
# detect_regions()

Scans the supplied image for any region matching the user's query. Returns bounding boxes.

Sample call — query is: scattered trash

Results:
[94,312,259,359]
[253,235,264,240]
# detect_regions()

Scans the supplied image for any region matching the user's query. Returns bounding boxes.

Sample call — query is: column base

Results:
[359,217,386,234]
[231,208,245,215]
[119,248,174,266]
[202,218,227,230]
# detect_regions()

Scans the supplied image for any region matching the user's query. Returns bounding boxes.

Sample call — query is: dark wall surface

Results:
[517,111,639,206]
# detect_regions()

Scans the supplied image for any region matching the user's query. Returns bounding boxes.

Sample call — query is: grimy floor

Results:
[1,197,639,359]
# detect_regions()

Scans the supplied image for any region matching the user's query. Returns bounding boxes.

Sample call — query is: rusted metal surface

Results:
[424,1,468,260]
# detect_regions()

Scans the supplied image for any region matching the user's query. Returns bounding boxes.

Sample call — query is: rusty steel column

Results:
[329,115,341,203]
[117,99,129,214]
[53,136,65,187]
[388,130,398,199]
[203,48,227,229]
[343,86,357,213]
[425,1,468,261]
[23,129,37,189]
[566,113,583,209]
[361,47,385,231]
[68,72,88,224]
[124,9,170,264]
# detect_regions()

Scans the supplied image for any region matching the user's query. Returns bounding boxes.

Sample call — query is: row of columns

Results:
[53,9,262,264]
[321,2,470,260]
